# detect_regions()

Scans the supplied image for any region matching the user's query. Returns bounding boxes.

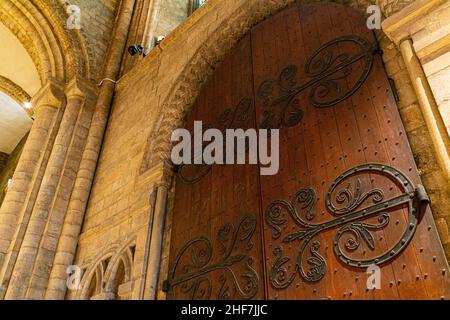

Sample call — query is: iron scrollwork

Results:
[266,164,429,286]
[177,97,253,184]
[258,35,379,130]
[178,35,379,185]
[167,214,259,299]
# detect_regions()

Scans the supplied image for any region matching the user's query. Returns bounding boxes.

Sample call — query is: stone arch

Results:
[78,249,116,300]
[103,242,135,296]
[78,239,136,300]
[139,0,382,174]
[0,0,90,84]
[86,262,104,299]
[0,76,31,105]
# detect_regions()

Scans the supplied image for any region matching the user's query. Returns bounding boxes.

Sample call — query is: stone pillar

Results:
[0,152,10,206]
[143,0,161,53]
[26,78,97,300]
[0,152,8,174]
[45,0,136,300]
[0,80,63,271]
[143,181,169,300]
[3,78,90,300]
[399,39,450,188]
[132,187,157,300]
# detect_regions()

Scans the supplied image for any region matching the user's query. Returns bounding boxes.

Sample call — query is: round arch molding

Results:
[140,0,388,174]
[0,0,90,84]
[76,238,136,300]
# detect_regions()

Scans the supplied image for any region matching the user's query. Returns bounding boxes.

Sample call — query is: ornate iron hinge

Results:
[166,215,259,300]
[266,163,428,286]
[258,34,378,129]
[178,35,380,186]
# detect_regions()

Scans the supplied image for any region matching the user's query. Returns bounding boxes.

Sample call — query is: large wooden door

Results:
[167,35,265,300]
[166,3,450,300]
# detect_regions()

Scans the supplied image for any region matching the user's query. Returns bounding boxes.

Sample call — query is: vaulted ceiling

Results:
[0,23,40,96]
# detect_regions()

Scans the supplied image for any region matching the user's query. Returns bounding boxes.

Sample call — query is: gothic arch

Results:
[78,239,136,300]
[0,0,90,84]
[77,248,116,300]
[140,0,381,174]
[103,243,135,295]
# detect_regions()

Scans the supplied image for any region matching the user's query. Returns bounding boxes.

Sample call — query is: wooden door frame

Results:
[136,1,450,300]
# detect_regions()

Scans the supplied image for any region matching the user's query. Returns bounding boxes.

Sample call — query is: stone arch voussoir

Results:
[140,0,380,174]
[0,0,90,84]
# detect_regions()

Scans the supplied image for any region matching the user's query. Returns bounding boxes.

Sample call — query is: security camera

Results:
[128,44,144,56]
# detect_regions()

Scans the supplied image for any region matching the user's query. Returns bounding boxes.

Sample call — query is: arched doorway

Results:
[165,3,450,300]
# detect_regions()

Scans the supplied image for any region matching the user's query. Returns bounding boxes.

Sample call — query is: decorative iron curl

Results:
[265,163,428,286]
[257,35,378,131]
[168,215,259,299]
[327,177,384,215]
[176,97,253,185]
[265,187,318,240]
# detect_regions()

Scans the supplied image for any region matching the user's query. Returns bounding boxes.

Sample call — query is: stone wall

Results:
[428,64,450,133]
[382,34,450,256]
[154,0,189,40]
[381,0,450,257]
[0,0,121,84]
[66,0,121,81]
[414,1,450,134]
[70,0,450,300]
[382,0,450,136]
[0,0,124,299]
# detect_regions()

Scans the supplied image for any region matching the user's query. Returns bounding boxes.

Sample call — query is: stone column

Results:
[0,80,63,271]
[4,79,88,300]
[0,153,8,206]
[143,180,170,300]
[0,152,8,174]
[45,0,136,300]
[399,39,450,187]
[142,0,161,53]
[132,187,157,300]
[26,78,96,300]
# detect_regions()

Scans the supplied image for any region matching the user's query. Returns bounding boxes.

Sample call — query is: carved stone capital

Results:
[65,77,98,101]
[136,161,174,190]
[382,0,446,45]
[152,161,175,189]
[30,79,64,115]
[379,0,417,18]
